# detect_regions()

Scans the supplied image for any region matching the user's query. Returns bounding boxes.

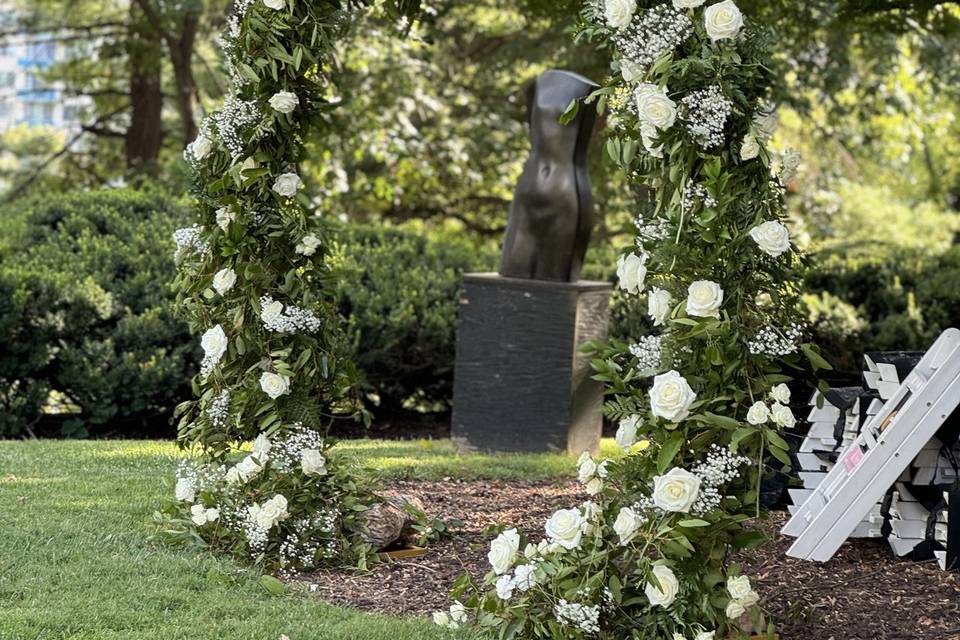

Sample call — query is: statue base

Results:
[451,273,612,455]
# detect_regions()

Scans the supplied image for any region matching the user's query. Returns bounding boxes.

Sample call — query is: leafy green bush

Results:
[333,223,497,416]
[0,187,196,436]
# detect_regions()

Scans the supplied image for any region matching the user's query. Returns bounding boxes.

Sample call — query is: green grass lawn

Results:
[0,438,610,639]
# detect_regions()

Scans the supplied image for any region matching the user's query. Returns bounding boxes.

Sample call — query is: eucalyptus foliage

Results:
[446,1,828,638]
[159,0,419,571]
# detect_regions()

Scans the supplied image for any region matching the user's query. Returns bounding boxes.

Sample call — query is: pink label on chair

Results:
[842,447,863,472]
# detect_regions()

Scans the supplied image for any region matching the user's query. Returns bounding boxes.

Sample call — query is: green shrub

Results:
[0,187,196,436]
[332,223,497,416]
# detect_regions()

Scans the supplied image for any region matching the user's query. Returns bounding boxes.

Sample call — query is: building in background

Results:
[0,6,89,135]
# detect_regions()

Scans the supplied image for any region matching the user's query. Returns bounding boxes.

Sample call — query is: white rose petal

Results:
[301,448,327,476]
[200,325,228,361]
[495,574,515,600]
[726,600,746,619]
[261,300,284,325]
[577,456,598,484]
[584,477,604,496]
[613,506,643,544]
[544,508,586,550]
[648,288,673,326]
[780,150,801,183]
[449,601,467,624]
[252,433,271,462]
[272,173,302,198]
[260,372,291,399]
[432,612,450,627]
[640,123,664,158]
[644,564,679,608]
[749,220,791,257]
[704,0,744,41]
[268,91,299,114]
[212,268,237,296]
[617,253,648,294]
[233,455,262,483]
[674,0,707,7]
[295,233,321,256]
[727,575,753,600]
[686,280,724,319]
[695,632,716,640]
[188,133,213,161]
[206,508,220,522]
[191,504,208,526]
[215,207,236,231]
[649,370,697,423]
[740,133,760,160]
[513,564,537,591]
[263,0,285,9]
[746,401,770,425]
[635,83,677,130]
[487,528,520,575]
[615,415,641,449]
[604,0,636,30]
[738,590,760,607]
[175,477,195,502]
[770,383,791,404]
[652,467,702,513]
[620,59,644,83]
[770,402,796,429]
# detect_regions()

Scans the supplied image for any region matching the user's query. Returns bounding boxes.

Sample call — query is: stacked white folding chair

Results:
[782,328,960,571]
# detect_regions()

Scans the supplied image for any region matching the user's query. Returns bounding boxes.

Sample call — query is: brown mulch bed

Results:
[296,480,960,640]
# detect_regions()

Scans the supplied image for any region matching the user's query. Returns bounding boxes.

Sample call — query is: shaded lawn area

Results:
[0,439,606,639]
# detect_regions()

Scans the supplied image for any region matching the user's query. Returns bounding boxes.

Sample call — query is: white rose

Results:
[604,0,636,30]
[613,506,643,544]
[615,415,641,449]
[740,133,760,160]
[770,402,796,429]
[695,632,716,640]
[295,233,321,256]
[674,634,686,640]
[191,504,208,526]
[513,564,537,591]
[635,83,677,130]
[726,600,746,619]
[432,612,450,627]
[260,372,291,399]
[495,575,515,600]
[240,156,259,172]
[212,268,237,296]
[188,133,213,160]
[620,59,644,83]
[584,477,604,496]
[268,91,299,114]
[234,455,262,482]
[649,370,697,422]
[648,288,673,326]
[577,455,598,483]
[523,542,539,559]
[263,0,285,9]
[617,253,648,294]
[225,467,241,484]
[704,0,744,41]
[738,590,760,606]
[272,172,302,197]
[652,467,701,513]
[487,528,520,575]
[175,477,195,502]
[770,383,791,404]
[205,507,220,523]
[673,0,706,7]
[544,508,585,550]
[261,300,284,325]
[255,494,289,530]
[755,292,773,308]
[200,324,228,361]
[685,280,724,319]
[749,220,791,257]
[301,448,327,476]
[746,401,769,425]
[644,564,679,608]
[640,124,664,158]
[252,433,271,462]
[727,575,753,600]
[754,111,778,141]
[215,207,236,231]
[449,601,468,624]
[780,149,801,183]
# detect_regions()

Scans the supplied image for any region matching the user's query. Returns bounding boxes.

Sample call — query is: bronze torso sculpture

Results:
[498,70,600,283]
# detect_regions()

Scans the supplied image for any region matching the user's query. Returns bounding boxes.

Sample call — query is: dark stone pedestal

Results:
[451,273,612,455]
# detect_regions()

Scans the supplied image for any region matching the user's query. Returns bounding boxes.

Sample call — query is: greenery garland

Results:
[157,0,419,572]
[442,1,828,638]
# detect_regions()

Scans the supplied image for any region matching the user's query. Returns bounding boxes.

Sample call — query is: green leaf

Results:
[802,343,833,372]
[678,519,711,528]
[657,432,684,472]
[258,575,285,595]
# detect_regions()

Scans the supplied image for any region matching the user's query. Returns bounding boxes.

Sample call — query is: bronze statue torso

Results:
[499,70,599,282]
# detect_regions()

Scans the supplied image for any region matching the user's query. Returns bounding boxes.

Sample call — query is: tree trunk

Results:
[169,13,200,145]
[125,5,163,170]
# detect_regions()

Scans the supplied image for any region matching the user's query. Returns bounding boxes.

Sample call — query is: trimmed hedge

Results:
[0,187,196,436]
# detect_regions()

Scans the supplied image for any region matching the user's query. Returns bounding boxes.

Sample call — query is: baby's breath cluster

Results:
[613,5,692,76]
[680,85,733,149]
[748,322,803,357]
